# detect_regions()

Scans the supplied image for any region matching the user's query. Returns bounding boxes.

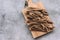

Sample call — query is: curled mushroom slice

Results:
[34,11,43,18]
[41,9,48,16]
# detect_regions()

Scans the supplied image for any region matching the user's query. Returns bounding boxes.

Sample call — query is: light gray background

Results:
[0,0,60,40]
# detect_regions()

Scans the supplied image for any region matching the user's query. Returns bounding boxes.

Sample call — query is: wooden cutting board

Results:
[22,0,54,38]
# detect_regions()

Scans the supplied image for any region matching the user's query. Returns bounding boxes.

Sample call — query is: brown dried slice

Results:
[22,0,54,38]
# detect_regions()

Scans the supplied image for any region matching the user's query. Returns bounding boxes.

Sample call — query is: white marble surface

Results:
[0,0,60,40]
